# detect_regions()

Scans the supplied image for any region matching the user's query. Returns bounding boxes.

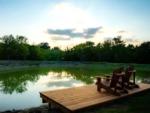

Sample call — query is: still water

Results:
[0,64,149,111]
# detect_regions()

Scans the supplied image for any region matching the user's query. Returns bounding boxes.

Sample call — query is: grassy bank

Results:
[0,60,150,77]
[0,60,83,73]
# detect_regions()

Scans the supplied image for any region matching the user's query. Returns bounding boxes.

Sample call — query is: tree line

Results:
[0,35,149,63]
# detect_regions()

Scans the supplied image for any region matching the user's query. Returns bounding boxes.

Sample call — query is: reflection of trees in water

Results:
[134,69,150,83]
[45,68,94,84]
[0,66,103,94]
[0,65,149,94]
[46,65,149,84]
[46,79,83,88]
[0,68,50,94]
[47,66,113,84]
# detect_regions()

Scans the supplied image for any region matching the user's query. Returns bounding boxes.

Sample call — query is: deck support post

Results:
[133,70,136,85]
[48,102,52,111]
[97,77,101,91]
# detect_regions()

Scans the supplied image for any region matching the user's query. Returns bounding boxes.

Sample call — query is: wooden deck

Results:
[40,83,150,113]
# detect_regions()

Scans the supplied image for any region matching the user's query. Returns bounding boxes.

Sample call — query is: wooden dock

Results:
[40,83,150,113]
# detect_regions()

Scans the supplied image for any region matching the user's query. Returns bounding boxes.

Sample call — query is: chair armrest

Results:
[115,72,125,76]
[96,73,112,79]
[96,77,111,80]
[104,73,112,77]
[95,76,111,85]
[128,70,136,73]
[96,75,112,80]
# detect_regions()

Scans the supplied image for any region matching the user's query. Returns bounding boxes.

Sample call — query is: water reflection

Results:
[46,73,84,88]
[0,66,149,94]
[0,67,87,111]
[0,68,47,94]
[0,66,149,111]
[0,67,96,94]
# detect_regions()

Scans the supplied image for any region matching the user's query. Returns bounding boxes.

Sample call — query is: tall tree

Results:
[39,42,50,49]
[136,42,150,63]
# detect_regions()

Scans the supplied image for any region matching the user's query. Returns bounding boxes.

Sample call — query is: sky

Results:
[0,0,150,48]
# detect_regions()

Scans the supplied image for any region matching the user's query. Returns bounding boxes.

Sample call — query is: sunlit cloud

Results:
[116,30,141,45]
[124,38,141,45]
[47,2,99,29]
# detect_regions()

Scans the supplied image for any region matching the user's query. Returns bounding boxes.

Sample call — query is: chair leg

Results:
[48,102,52,111]
[122,89,128,93]
[113,89,121,96]
[96,78,102,92]
[97,84,102,91]
[116,86,128,94]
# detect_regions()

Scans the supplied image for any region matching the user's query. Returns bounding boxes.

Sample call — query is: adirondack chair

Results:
[96,67,128,96]
[122,66,139,89]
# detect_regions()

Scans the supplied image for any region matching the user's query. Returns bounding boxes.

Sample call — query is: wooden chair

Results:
[122,66,139,89]
[96,67,128,96]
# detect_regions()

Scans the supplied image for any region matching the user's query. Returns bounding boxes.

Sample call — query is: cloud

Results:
[117,30,128,34]
[47,29,74,35]
[47,28,83,37]
[84,27,102,38]
[47,2,99,29]
[124,38,140,43]
[47,26,102,40]
[50,35,71,41]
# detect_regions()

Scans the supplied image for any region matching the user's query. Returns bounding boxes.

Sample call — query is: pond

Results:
[0,63,150,111]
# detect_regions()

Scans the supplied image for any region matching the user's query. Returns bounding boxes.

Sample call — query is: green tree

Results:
[28,45,43,60]
[136,42,150,63]
[0,34,150,63]
[0,35,29,60]
[0,35,17,59]
[125,44,136,63]
[16,35,28,44]
[0,42,4,59]
[100,39,113,62]
[112,36,126,62]
[39,42,50,49]
[48,47,64,60]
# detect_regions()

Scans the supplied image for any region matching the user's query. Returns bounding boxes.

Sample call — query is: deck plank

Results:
[40,83,150,112]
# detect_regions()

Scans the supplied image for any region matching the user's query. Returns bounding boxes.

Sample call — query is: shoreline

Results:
[0,60,148,70]
[0,104,50,113]
[0,60,84,73]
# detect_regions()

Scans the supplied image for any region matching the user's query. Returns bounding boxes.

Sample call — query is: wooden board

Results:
[40,83,150,113]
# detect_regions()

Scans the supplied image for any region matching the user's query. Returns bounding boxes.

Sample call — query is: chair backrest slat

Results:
[124,65,134,83]
[110,67,124,88]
